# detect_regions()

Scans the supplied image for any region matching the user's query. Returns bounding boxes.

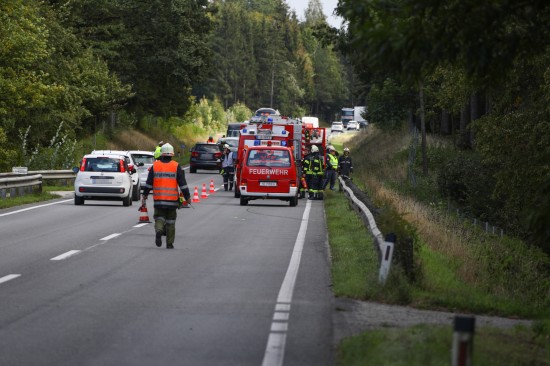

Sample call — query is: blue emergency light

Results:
[281,141,287,146]
[253,140,261,146]
[282,130,287,135]
[267,118,273,123]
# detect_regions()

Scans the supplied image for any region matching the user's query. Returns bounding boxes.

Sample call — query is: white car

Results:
[331,121,344,133]
[73,153,135,206]
[127,150,155,189]
[92,150,140,201]
[347,121,359,131]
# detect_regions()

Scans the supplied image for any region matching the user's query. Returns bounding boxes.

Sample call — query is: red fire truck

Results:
[234,114,327,204]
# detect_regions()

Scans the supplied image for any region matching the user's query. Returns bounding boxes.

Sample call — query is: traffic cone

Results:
[192,186,200,203]
[209,179,216,193]
[138,205,151,223]
[201,183,209,198]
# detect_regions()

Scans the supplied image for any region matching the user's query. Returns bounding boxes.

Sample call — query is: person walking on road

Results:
[220,144,235,191]
[323,146,339,191]
[142,143,191,249]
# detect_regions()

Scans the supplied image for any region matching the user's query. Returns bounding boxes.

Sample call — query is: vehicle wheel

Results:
[289,196,298,207]
[132,184,140,201]
[74,196,84,205]
[190,166,197,173]
[123,194,131,207]
[239,196,248,206]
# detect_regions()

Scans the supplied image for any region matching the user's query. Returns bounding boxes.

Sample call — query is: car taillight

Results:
[192,152,200,157]
[214,152,222,158]
[119,159,126,172]
[80,158,87,172]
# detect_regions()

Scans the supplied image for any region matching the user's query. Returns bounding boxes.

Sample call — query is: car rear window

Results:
[131,154,154,165]
[84,157,123,172]
[195,144,220,153]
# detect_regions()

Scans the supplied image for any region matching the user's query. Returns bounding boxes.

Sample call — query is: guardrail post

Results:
[378,233,396,284]
[452,316,475,366]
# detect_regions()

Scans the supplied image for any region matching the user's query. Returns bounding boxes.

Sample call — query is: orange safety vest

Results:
[152,160,179,206]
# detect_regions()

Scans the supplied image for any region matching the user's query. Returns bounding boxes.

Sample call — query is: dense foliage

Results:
[336,0,550,253]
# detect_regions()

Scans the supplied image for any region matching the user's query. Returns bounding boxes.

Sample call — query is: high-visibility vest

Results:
[152,160,179,207]
[327,154,338,169]
[154,146,162,159]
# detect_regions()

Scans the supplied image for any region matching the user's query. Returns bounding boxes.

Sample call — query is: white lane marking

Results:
[263,333,287,366]
[0,199,72,217]
[273,312,289,321]
[0,274,21,284]
[270,322,288,332]
[133,223,149,228]
[50,250,81,261]
[100,233,121,241]
[262,199,311,366]
[275,304,290,311]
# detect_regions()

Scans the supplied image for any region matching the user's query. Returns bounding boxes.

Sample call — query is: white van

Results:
[301,116,319,128]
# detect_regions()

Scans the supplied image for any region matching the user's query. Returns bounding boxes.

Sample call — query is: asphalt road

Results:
[0,170,334,366]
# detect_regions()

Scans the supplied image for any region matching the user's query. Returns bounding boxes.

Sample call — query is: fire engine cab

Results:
[234,115,302,206]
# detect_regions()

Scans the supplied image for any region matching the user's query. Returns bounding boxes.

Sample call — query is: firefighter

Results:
[300,146,311,198]
[220,144,235,191]
[207,135,215,143]
[323,146,339,191]
[307,145,324,200]
[154,141,164,160]
[142,143,191,249]
[338,147,353,191]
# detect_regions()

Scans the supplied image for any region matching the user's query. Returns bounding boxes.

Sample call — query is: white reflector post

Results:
[452,316,475,366]
[378,240,394,284]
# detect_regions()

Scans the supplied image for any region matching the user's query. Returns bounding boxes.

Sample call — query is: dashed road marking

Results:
[0,274,21,284]
[50,250,81,261]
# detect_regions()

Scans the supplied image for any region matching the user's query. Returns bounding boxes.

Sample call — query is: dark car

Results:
[189,143,222,173]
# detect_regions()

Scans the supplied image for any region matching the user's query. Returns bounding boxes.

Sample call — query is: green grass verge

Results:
[338,324,550,366]
[0,190,63,209]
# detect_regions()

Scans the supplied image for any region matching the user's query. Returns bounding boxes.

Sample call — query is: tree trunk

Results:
[441,109,450,135]
[459,102,471,149]
[419,81,428,175]
[470,92,480,146]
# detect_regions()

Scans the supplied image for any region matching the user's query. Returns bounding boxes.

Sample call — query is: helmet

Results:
[328,145,335,151]
[160,143,174,156]
[310,145,319,153]
[344,147,350,153]
[223,144,230,149]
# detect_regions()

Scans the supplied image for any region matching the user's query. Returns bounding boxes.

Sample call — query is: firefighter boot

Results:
[165,222,176,249]
[154,218,166,247]
[300,191,305,199]
[229,183,233,191]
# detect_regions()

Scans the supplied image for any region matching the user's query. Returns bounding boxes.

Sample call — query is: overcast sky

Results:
[287,0,343,28]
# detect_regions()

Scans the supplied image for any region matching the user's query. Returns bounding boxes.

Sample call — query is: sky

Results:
[288,0,343,28]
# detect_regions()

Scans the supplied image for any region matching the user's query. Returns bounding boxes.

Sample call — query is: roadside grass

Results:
[325,126,550,364]
[0,190,62,209]
[338,323,550,366]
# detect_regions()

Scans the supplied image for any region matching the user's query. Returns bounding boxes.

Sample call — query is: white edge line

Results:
[0,274,21,284]
[0,199,73,217]
[262,199,311,366]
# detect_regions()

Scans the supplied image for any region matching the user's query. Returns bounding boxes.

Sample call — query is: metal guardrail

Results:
[0,170,75,199]
[338,176,394,284]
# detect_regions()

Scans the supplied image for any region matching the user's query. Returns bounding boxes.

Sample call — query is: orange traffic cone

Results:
[192,186,200,203]
[209,179,216,193]
[138,205,151,223]
[201,183,209,198]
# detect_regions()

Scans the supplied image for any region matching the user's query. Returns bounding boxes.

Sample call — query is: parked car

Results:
[127,150,155,189]
[92,150,140,201]
[189,143,223,173]
[347,120,359,131]
[331,121,344,133]
[73,153,135,206]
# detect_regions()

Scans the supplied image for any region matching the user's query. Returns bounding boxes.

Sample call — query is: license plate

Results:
[202,153,213,159]
[260,181,277,187]
[92,179,112,184]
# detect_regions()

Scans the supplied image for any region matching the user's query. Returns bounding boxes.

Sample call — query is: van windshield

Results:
[247,150,291,167]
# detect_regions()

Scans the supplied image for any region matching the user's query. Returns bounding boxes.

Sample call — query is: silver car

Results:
[127,150,155,190]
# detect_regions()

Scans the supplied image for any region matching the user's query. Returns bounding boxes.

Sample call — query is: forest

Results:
[1,0,549,252]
